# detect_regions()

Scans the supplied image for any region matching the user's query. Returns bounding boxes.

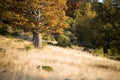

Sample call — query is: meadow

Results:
[0,36,120,80]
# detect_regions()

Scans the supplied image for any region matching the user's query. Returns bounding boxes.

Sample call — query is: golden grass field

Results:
[0,36,120,80]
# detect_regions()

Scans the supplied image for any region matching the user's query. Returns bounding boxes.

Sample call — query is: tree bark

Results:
[0,12,2,24]
[103,43,109,55]
[33,32,42,48]
[103,45,108,54]
[32,24,42,48]
[38,33,42,48]
[32,32,38,48]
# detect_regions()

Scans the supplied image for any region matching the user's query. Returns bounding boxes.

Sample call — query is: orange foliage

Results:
[40,0,68,34]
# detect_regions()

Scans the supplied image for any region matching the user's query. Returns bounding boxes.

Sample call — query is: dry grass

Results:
[0,35,120,80]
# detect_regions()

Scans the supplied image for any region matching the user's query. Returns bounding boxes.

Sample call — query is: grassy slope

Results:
[0,36,120,80]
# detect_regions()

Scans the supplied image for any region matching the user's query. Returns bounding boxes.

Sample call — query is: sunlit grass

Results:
[0,35,120,80]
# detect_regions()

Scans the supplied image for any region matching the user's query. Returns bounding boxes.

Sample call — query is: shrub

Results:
[11,31,19,36]
[16,39,24,42]
[0,23,9,35]
[43,36,52,41]
[57,34,70,47]
[25,45,32,50]
[42,41,47,47]
[42,65,53,72]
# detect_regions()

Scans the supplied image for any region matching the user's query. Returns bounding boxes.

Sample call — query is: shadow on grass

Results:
[0,71,45,80]
[107,56,120,61]
[0,70,69,80]
[90,64,120,72]
[10,32,33,42]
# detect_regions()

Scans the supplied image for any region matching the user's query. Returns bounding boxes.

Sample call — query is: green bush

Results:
[108,56,120,61]
[25,45,32,50]
[11,31,19,36]
[43,36,52,41]
[57,34,70,47]
[42,41,47,47]
[0,23,9,35]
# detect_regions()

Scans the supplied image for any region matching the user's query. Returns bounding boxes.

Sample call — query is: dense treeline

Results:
[91,1,120,54]
[66,0,120,55]
[0,0,120,55]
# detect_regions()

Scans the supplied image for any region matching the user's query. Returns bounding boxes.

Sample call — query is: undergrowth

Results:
[42,65,53,72]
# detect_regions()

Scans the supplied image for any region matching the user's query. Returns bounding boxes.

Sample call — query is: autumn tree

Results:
[0,0,28,35]
[26,0,68,48]
[0,0,68,48]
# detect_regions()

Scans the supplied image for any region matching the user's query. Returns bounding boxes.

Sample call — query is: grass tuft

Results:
[25,45,32,51]
[0,48,6,53]
[42,65,53,72]
[42,41,47,48]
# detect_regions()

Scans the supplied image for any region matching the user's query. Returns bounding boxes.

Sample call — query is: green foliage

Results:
[91,1,120,54]
[42,41,47,48]
[93,48,104,57]
[11,32,19,37]
[0,24,10,35]
[43,36,51,41]
[42,65,53,72]
[16,39,24,42]
[107,56,120,61]
[57,34,70,47]
[66,0,120,56]
[74,18,93,47]
[72,2,96,48]
[93,48,120,61]
[25,45,32,50]
[43,35,55,41]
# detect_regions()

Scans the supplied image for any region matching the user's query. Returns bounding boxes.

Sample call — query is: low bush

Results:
[57,34,70,47]
[42,41,47,47]
[42,65,53,72]
[93,48,120,61]
[25,45,32,50]
[0,23,9,35]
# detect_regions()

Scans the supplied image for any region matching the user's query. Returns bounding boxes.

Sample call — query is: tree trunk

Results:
[103,45,108,54]
[33,32,42,48]
[33,33,42,48]
[33,33,38,48]
[0,13,2,24]
[103,43,109,55]
[38,33,42,48]
[32,23,42,48]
